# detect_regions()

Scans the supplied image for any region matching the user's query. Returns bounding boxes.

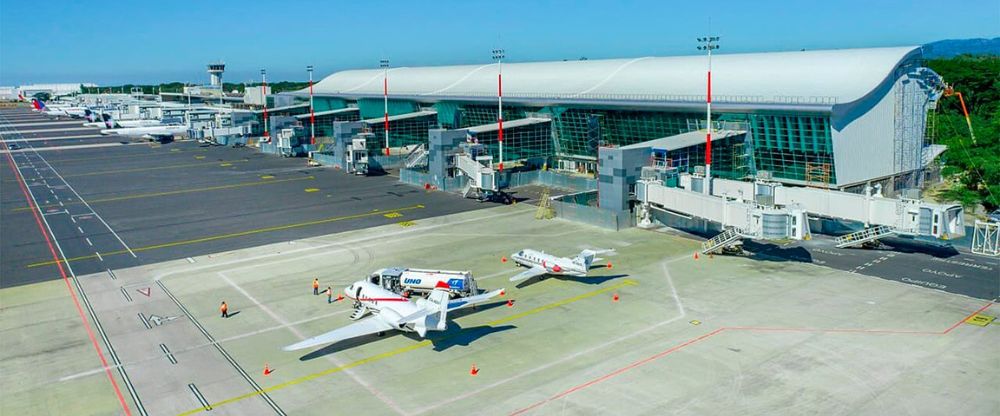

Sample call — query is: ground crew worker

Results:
[313,278,320,295]
[220,301,229,318]
[325,287,334,303]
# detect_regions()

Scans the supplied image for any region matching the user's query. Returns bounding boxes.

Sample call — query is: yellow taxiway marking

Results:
[219,162,233,167]
[195,155,206,159]
[260,175,275,179]
[304,188,320,193]
[27,204,426,268]
[51,159,250,179]
[38,147,206,164]
[176,278,638,416]
[14,176,314,213]
[383,212,402,218]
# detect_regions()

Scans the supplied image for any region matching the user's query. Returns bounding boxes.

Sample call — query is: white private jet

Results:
[283,280,504,352]
[508,248,614,282]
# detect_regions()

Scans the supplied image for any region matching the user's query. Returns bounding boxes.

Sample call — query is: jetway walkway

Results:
[637,168,965,252]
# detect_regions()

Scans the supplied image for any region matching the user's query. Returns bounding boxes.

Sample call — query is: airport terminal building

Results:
[295,46,943,192]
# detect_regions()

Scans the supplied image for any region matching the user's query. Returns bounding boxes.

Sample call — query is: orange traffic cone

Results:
[501,256,507,263]
[263,363,273,376]
[694,252,700,260]
[470,364,479,376]
[506,299,514,308]
[336,294,344,301]
[500,289,506,297]
[607,262,613,269]
[613,293,619,302]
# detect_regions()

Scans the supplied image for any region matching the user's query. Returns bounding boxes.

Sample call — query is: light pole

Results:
[308,65,316,145]
[380,58,390,156]
[493,48,505,172]
[697,36,719,194]
[261,69,269,138]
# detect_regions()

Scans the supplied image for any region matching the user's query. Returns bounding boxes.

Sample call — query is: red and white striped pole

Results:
[493,48,505,172]
[697,36,719,194]
[308,65,315,145]
[381,58,390,156]
[261,69,270,138]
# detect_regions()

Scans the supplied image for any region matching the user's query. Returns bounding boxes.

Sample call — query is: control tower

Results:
[207,63,225,87]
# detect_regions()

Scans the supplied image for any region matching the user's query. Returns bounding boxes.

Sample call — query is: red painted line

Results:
[2,143,132,415]
[510,302,994,415]
[943,302,993,334]
[510,328,725,416]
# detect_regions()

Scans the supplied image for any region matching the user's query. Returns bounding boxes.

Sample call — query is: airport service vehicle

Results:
[366,267,480,298]
[508,248,613,282]
[283,280,504,351]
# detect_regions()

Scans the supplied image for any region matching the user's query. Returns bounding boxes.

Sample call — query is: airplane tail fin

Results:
[574,249,613,270]
[102,113,115,129]
[426,281,450,332]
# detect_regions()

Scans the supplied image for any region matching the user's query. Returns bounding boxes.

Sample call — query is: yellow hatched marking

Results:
[965,314,994,327]
[383,212,402,218]
[397,220,416,227]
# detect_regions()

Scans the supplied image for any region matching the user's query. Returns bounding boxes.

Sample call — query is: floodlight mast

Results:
[381,58,390,156]
[493,48,505,172]
[697,36,719,194]
[308,65,315,145]
[261,69,269,138]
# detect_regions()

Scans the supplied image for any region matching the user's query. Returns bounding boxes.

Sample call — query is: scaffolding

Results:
[805,162,831,188]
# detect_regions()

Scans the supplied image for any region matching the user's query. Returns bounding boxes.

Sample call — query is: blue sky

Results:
[1,0,997,85]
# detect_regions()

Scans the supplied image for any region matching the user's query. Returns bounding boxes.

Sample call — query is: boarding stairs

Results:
[971,220,1000,257]
[349,305,369,321]
[701,227,745,254]
[835,225,895,248]
[405,144,428,169]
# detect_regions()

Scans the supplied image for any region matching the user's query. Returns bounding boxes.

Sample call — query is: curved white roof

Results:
[312,46,919,106]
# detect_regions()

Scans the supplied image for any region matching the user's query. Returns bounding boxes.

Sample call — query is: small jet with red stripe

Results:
[508,248,614,283]
[283,280,504,352]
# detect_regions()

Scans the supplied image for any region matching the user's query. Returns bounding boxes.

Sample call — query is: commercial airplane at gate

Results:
[508,248,614,282]
[283,280,504,351]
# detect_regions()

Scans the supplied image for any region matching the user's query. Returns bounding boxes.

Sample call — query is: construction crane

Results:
[942,84,977,144]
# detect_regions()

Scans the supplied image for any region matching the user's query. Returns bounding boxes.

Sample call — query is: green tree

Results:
[927,55,1000,212]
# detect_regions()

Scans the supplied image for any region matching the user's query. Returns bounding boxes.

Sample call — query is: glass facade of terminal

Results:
[281,96,838,185]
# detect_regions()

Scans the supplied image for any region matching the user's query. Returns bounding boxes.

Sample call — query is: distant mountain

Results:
[923,38,1000,58]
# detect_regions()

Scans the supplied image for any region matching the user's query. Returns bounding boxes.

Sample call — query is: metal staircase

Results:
[701,227,744,254]
[349,305,369,321]
[835,225,895,248]
[405,144,428,169]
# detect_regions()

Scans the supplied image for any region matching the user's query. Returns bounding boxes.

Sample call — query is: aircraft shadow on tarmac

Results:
[514,273,630,289]
[298,300,514,361]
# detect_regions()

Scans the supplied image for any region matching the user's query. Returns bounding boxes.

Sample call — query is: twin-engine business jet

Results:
[283,280,504,351]
[508,248,613,282]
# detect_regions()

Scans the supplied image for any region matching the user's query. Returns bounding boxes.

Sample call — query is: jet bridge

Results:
[636,170,811,253]
[637,166,965,252]
[709,175,965,245]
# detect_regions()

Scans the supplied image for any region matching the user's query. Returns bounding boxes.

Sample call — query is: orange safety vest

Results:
[220,303,228,313]
[313,280,319,289]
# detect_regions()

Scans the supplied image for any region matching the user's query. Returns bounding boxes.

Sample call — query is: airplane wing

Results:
[447,288,505,311]
[509,266,548,282]
[282,317,395,351]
